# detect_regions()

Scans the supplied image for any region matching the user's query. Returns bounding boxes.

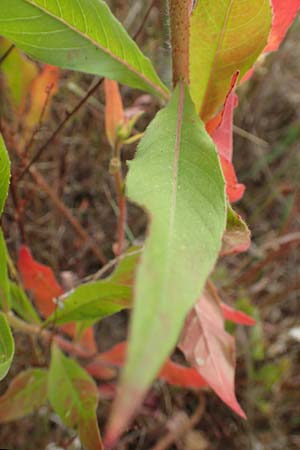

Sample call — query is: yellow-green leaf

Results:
[190,0,272,121]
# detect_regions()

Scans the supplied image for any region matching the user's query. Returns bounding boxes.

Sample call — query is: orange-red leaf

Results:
[159,359,207,389]
[180,294,246,419]
[209,74,245,203]
[18,245,63,318]
[220,157,245,203]
[221,303,256,326]
[266,0,300,52]
[86,341,207,388]
[104,78,124,147]
[17,245,96,352]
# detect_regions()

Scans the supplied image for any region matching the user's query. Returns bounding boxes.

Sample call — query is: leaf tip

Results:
[104,383,144,448]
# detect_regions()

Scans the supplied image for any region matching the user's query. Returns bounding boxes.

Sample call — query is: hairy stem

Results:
[169,0,192,86]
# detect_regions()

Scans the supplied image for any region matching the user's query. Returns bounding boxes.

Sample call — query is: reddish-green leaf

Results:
[0,369,48,423]
[48,345,103,450]
[180,292,246,418]
[189,0,272,121]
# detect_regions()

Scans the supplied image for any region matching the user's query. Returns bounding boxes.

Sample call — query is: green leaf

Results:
[0,133,10,218]
[0,312,14,381]
[0,0,169,100]
[0,229,10,310]
[48,345,103,450]
[190,0,272,121]
[0,368,48,423]
[44,247,140,326]
[10,282,41,324]
[108,83,226,439]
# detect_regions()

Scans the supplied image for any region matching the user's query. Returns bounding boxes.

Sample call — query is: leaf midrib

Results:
[23,0,169,100]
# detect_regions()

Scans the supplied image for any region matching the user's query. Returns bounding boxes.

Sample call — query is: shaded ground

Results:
[0,2,300,449]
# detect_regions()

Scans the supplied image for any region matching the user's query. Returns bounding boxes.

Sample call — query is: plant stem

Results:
[111,143,127,256]
[0,44,14,66]
[169,0,192,86]
[5,311,95,360]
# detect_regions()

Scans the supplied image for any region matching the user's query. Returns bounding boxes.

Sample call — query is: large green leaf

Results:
[107,83,226,441]
[0,368,48,422]
[0,134,10,217]
[0,0,169,100]
[44,247,140,326]
[48,345,103,450]
[190,0,272,121]
[0,312,14,381]
[0,229,10,310]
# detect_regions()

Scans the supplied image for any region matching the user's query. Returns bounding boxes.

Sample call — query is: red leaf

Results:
[18,245,63,318]
[221,303,256,326]
[180,293,246,419]
[266,0,300,53]
[18,245,96,352]
[159,359,207,388]
[219,156,245,203]
[209,73,245,203]
[87,341,207,388]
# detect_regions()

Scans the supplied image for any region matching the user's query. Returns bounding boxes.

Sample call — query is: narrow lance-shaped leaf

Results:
[106,84,226,444]
[0,369,48,423]
[48,345,103,450]
[44,247,140,326]
[190,0,272,121]
[0,312,14,381]
[0,134,10,218]
[0,0,169,100]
